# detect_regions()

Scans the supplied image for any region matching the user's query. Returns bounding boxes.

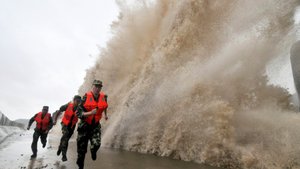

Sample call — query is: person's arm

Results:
[104,95,108,120]
[27,114,37,130]
[53,103,68,124]
[76,94,98,118]
[84,109,97,116]
[104,109,108,120]
[47,115,53,132]
[76,94,88,119]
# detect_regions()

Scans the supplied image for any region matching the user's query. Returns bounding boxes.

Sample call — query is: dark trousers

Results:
[58,123,75,156]
[76,122,101,169]
[31,129,48,154]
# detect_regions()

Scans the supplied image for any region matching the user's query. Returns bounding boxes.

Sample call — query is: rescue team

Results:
[27,79,108,169]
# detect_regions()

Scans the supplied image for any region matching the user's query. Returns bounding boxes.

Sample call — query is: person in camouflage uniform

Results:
[27,106,53,158]
[53,95,81,162]
[76,80,108,169]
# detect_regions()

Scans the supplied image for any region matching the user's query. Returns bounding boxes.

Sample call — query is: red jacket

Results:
[61,102,78,128]
[83,91,108,125]
[35,112,51,131]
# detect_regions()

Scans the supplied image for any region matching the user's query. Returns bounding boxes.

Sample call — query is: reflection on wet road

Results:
[0,129,221,169]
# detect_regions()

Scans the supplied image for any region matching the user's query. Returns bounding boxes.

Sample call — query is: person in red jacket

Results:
[53,95,81,162]
[76,80,108,169]
[27,106,53,158]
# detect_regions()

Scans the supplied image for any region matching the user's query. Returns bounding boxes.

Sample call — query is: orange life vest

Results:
[35,112,51,131]
[83,91,108,125]
[61,102,78,128]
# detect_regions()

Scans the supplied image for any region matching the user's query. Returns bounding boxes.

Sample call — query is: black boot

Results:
[57,148,61,156]
[62,154,67,162]
[91,151,97,161]
[76,157,84,169]
[30,153,37,159]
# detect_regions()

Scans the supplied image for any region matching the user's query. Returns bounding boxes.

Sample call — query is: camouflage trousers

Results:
[58,123,75,156]
[31,129,48,154]
[76,122,101,168]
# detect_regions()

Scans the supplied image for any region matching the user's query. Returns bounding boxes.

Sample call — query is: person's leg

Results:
[61,126,74,161]
[64,126,75,156]
[58,124,68,157]
[31,130,40,158]
[40,132,47,148]
[77,128,89,169]
[89,123,101,161]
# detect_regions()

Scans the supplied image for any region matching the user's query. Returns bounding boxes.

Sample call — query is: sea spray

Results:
[79,0,300,168]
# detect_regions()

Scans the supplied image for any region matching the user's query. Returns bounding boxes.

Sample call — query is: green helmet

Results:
[92,80,103,86]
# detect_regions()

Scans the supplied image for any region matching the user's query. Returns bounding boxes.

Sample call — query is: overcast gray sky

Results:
[0,0,119,120]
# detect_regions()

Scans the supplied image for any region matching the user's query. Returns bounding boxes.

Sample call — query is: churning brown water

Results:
[79,0,300,168]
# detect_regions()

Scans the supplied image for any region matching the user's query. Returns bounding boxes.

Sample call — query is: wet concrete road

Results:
[0,128,221,169]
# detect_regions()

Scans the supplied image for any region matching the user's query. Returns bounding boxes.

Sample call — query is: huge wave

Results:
[79,1,300,168]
